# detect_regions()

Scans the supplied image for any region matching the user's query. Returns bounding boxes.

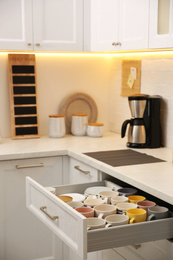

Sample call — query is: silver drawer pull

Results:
[16,163,44,169]
[74,165,90,175]
[40,206,59,221]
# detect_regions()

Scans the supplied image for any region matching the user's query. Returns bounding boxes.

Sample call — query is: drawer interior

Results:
[53,180,173,252]
[26,177,173,259]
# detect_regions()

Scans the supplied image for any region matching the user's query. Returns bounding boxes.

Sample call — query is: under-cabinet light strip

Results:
[1,49,173,57]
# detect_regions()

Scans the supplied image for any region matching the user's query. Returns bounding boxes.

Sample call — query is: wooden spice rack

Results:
[8,54,40,139]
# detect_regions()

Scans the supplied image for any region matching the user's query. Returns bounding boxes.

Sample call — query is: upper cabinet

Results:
[84,0,149,52]
[0,0,83,51]
[1,0,173,52]
[149,0,173,48]
[0,0,33,51]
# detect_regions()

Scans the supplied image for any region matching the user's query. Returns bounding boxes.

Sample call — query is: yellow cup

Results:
[126,208,147,224]
[128,195,146,204]
[57,195,73,203]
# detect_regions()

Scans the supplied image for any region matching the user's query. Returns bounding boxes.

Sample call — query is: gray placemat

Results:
[84,149,165,167]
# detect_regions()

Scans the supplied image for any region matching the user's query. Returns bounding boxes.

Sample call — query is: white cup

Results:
[49,115,66,138]
[111,195,128,205]
[116,202,137,214]
[84,198,105,207]
[87,217,106,230]
[71,113,88,136]
[99,191,119,204]
[67,201,84,209]
[45,186,56,194]
[94,204,117,218]
[105,214,129,227]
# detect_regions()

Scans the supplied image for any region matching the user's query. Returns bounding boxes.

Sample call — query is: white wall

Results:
[0,53,112,138]
[0,52,173,149]
[108,53,173,149]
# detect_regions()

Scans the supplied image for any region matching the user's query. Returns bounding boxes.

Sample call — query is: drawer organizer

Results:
[8,54,39,139]
[26,177,173,260]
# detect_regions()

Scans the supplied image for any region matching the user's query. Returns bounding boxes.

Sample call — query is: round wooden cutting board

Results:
[59,93,98,134]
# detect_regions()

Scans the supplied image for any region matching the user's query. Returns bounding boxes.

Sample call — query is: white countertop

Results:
[1,132,173,205]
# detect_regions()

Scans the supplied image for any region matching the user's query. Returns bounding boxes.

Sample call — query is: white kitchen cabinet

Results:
[0,156,63,260]
[149,0,173,48]
[26,178,173,260]
[65,157,99,260]
[0,0,33,51]
[0,0,83,51]
[84,0,149,51]
[68,157,99,184]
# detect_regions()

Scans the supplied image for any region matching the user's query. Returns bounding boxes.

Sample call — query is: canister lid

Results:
[49,114,64,118]
[88,123,104,126]
[72,113,87,116]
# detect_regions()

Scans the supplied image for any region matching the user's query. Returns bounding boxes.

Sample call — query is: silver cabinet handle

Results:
[112,42,121,46]
[40,206,58,221]
[16,163,44,169]
[74,165,90,175]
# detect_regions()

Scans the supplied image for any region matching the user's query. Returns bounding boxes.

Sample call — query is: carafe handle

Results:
[121,119,131,138]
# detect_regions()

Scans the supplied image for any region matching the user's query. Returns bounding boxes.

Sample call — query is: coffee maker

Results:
[121,95,161,148]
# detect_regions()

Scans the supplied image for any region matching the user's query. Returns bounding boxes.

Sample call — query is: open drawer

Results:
[26,177,173,260]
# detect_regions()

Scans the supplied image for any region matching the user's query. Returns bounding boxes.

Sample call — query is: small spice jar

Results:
[87,123,104,137]
[71,113,88,136]
[49,115,66,138]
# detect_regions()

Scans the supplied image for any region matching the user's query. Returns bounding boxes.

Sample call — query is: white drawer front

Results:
[26,177,87,260]
[69,158,98,184]
[26,177,173,260]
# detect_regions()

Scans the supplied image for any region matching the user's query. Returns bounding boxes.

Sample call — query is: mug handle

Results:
[105,223,112,228]
[130,218,135,224]
[103,197,108,204]
[98,213,104,219]
[147,214,155,221]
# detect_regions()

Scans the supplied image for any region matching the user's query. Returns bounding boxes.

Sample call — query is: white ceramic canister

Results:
[71,113,88,136]
[87,123,104,137]
[49,115,66,138]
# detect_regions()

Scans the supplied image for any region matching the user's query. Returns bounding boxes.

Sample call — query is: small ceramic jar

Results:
[71,113,88,136]
[49,115,66,138]
[87,123,104,137]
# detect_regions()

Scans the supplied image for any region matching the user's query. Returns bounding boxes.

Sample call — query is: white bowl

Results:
[87,123,104,137]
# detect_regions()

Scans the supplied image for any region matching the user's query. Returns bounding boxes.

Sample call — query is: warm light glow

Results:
[1,49,173,58]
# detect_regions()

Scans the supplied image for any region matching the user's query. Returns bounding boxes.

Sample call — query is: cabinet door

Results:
[0,0,33,51]
[69,157,98,184]
[0,156,63,260]
[149,0,173,48]
[33,0,83,51]
[84,0,119,51]
[119,0,149,50]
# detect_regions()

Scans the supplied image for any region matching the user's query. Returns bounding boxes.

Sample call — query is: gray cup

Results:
[117,187,137,197]
[147,205,170,221]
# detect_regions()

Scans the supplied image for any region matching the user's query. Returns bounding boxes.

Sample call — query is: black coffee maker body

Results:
[121,95,161,148]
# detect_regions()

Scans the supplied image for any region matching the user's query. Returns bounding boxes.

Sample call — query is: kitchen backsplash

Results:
[109,54,173,149]
[0,52,173,149]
